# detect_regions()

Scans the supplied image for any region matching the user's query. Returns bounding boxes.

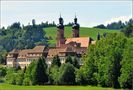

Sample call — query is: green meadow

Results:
[44,26,119,44]
[0,84,122,90]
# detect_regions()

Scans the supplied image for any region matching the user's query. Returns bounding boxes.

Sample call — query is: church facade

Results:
[6,16,96,68]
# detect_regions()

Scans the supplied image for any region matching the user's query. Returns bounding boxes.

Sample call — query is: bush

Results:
[5,68,16,85]
[15,70,24,85]
[23,77,32,86]
[0,65,6,77]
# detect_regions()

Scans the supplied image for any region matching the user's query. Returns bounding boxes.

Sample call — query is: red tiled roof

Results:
[65,37,91,47]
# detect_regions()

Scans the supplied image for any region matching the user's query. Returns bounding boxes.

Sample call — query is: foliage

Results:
[5,68,17,85]
[32,57,48,85]
[76,33,130,88]
[72,56,80,69]
[121,24,133,37]
[15,70,24,85]
[76,46,97,85]
[58,63,75,85]
[23,60,36,85]
[95,33,127,88]
[0,50,7,64]
[51,55,61,67]
[0,65,6,77]
[49,65,60,84]
[10,22,21,29]
[0,21,48,52]
[23,57,48,85]
[93,24,107,29]
[65,55,73,64]
[106,21,125,30]
[118,38,133,89]
[94,19,133,30]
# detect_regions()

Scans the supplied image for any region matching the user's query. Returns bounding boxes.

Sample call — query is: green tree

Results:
[23,60,36,85]
[49,65,59,84]
[72,56,80,69]
[76,33,127,88]
[65,55,73,64]
[15,70,24,85]
[76,46,97,85]
[118,39,133,89]
[95,33,126,88]
[5,68,16,85]
[121,24,133,37]
[32,57,48,85]
[0,65,6,77]
[58,63,75,85]
[51,55,61,67]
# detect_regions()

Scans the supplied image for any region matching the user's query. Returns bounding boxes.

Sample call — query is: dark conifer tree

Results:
[32,57,48,85]
[65,55,73,64]
[51,55,61,67]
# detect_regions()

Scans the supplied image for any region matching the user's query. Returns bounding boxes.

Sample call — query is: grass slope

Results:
[44,26,119,45]
[0,84,120,90]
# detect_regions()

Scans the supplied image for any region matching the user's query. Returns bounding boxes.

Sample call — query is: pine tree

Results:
[51,55,61,67]
[72,56,80,68]
[58,63,75,85]
[32,57,48,85]
[65,55,73,64]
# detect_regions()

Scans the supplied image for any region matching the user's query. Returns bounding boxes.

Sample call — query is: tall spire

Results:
[75,12,76,18]
[59,13,63,24]
[74,12,77,24]
[60,13,61,18]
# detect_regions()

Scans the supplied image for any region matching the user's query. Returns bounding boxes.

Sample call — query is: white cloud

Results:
[104,15,132,25]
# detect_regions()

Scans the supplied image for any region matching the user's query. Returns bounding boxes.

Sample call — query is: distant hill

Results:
[44,26,119,45]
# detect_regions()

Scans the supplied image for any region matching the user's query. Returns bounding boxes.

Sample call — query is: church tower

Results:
[56,15,65,47]
[72,15,80,37]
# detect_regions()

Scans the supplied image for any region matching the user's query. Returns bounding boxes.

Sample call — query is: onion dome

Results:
[72,15,80,29]
[57,14,64,29]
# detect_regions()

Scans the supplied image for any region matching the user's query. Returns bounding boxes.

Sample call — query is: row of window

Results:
[18,54,42,57]
[17,59,33,62]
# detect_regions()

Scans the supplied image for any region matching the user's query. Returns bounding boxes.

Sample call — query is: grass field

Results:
[0,84,121,90]
[44,26,119,44]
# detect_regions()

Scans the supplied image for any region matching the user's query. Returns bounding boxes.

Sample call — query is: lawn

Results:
[0,84,121,90]
[44,26,119,45]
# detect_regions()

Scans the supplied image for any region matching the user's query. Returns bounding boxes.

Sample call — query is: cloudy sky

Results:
[1,0,132,28]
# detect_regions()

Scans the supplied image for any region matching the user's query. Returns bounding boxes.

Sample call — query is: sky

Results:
[0,0,133,28]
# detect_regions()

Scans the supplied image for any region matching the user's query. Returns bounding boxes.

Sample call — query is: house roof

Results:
[28,45,45,53]
[47,48,64,58]
[47,44,87,58]
[18,49,31,58]
[65,37,91,47]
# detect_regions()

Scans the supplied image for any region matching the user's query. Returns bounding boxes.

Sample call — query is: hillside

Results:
[44,26,119,45]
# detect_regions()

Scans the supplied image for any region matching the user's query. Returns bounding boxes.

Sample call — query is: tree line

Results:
[94,18,133,30]
[3,55,79,85]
